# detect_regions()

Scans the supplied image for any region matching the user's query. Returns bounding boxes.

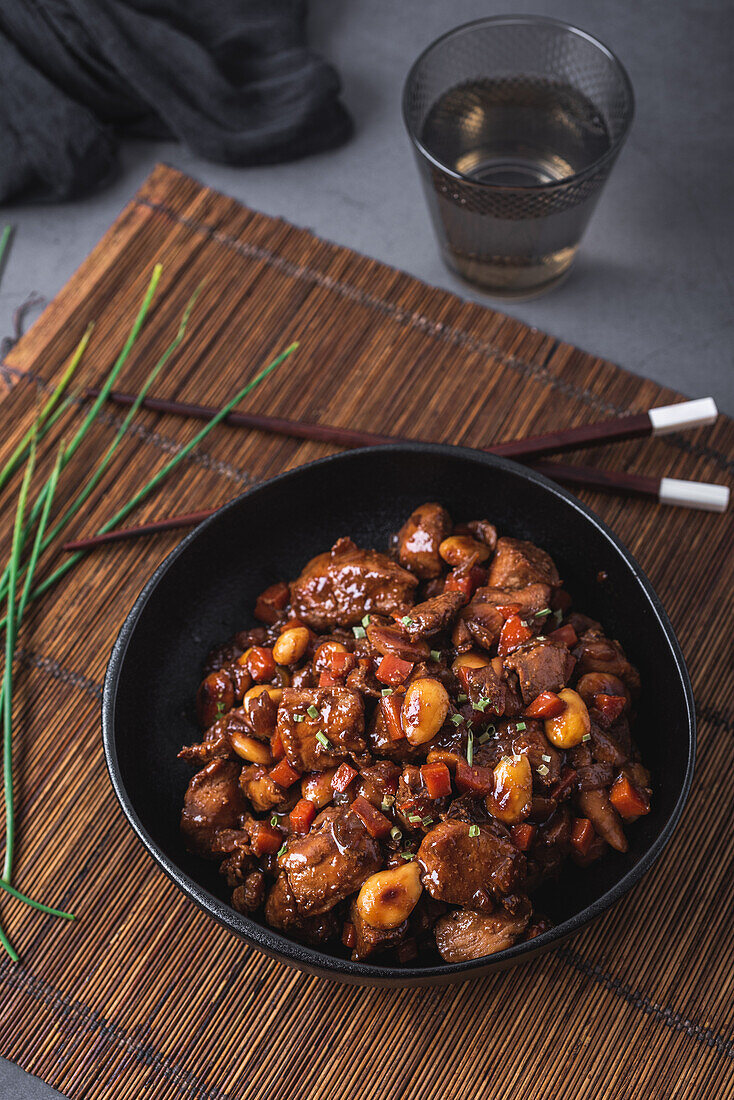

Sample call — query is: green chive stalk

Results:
[0,876,74,920]
[2,439,37,883]
[27,340,298,605]
[0,324,92,497]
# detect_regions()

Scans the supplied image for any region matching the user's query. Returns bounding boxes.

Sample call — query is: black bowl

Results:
[102,445,695,986]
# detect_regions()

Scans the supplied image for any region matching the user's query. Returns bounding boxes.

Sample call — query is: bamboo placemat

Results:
[0,164,732,1100]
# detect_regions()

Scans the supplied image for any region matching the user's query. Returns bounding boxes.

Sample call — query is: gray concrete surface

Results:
[0,2,730,1098]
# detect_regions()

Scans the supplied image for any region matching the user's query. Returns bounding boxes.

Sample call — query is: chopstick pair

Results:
[58,393,727,554]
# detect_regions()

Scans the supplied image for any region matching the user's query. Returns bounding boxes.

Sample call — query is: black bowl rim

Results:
[102,443,695,983]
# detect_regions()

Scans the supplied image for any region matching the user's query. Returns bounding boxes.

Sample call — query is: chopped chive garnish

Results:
[554,609,563,625]
[451,713,463,727]
[215,701,226,718]
[457,693,468,703]
[277,842,287,857]
[315,731,331,749]
[381,687,393,697]
[541,753,552,763]
[408,814,422,824]
[362,614,371,627]
[390,826,402,841]
[400,616,414,627]
[477,731,491,745]
[430,650,441,662]
[473,697,491,713]
[352,625,366,639]
[537,764,549,777]
[582,732,592,742]
[466,728,474,766]
[468,825,480,838]
[307,705,319,719]
[536,635,547,642]
[516,721,527,731]
[381,795,395,811]
[293,713,305,723]
[270,815,278,827]
[401,851,416,861]
[486,724,496,735]
[537,608,552,618]
[422,816,433,826]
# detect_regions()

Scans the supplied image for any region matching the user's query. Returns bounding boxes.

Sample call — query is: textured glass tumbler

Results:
[403,16,634,298]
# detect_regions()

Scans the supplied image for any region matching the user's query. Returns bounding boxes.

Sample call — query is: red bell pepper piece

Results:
[609,775,650,820]
[375,654,414,686]
[290,798,317,834]
[550,766,578,801]
[330,649,357,676]
[510,823,536,851]
[420,761,452,799]
[454,760,494,796]
[594,693,626,723]
[570,817,595,857]
[380,693,405,741]
[254,581,290,624]
[270,731,285,761]
[494,603,522,620]
[268,758,301,789]
[351,795,392,839]
[445,565,487,600]
[548,623,578,648]
[319,670,340,687]
[331,762,358,793]
[246,646,277,683]
[251,821,282,857]
[498,614,533,656]
[524,690,566,719]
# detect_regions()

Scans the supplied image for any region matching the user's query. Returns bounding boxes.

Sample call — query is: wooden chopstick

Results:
[85,388,718,461]
[61,464,729,552]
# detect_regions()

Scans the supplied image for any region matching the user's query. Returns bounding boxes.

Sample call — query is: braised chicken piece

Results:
[291,536,418,630]
[434,908,530,962]
[279,806,382,915]
[179,502,651,967]
[396,502,453,579]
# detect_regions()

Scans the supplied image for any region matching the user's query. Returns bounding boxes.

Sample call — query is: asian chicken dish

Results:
[179,504,651,965]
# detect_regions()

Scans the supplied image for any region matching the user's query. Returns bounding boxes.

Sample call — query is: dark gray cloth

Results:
[0,0,352,203]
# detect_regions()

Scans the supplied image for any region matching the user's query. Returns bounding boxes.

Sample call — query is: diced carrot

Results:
[380,693,405,741]
[498,614,533,656]
[420,762,452,799]
[510,823,536,851]
[609,775,650,820]
[524,690,566,719]
[494,603,522,620]
[375,654,414,685]
[246,646,277,683]
[290,798,317,834]
[445,565,487,600]
[594,693,626,723]
[570,817,595,857]
[319,670,340,687]
[331,762,358,793]
[251,821,282,857]
[342,922,356,949]
[331,649,357,676]
[270,731,285,761]
[351,795,392,839]
[254,582,290,624]
[269,758,301,789]
[454,760,494,796]
[548,623,578,648]
[280,616,308,632]
[550,766,578,801]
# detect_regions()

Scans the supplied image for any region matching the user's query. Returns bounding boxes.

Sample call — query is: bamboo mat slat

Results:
[0,163,731,1100]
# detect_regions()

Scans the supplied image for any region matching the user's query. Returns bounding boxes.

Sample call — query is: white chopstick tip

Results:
[649,398,718,435]
[659,477,729,513]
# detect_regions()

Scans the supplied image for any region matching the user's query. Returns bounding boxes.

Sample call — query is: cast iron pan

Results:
[103,445,695,986]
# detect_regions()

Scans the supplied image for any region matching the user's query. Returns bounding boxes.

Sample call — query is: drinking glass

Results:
[403,16,634,298]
